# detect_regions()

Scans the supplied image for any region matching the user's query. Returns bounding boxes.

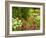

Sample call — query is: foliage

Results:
[12,7,40,31]
[12,18,22,31]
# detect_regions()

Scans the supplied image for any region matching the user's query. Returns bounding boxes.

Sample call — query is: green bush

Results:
[12,7,40,31]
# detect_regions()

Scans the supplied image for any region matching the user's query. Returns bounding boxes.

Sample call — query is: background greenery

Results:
[12,7,40,31]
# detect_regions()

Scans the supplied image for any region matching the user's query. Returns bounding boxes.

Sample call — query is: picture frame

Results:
[5,1,45,37]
